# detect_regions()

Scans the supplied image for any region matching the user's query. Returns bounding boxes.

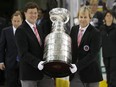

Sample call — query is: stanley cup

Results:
[43,8,72,77]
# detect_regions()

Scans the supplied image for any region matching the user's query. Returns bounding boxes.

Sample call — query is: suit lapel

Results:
[24,22,43,46]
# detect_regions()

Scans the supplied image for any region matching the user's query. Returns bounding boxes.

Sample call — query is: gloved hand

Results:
[69,64,77,73]
[38,61,45,70]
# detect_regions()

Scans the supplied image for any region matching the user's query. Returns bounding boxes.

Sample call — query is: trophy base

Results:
[43,60,71,77]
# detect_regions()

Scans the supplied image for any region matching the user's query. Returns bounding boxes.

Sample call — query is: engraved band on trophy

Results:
[43,8,72,77]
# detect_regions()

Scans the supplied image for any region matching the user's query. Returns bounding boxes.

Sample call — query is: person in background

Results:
[89,0,103,29]
[36,8,51,37]
[100,10,116,87]
[36,8,44,26]
[0,10,23,87]
[98,0,108,12]
[15,2,54,87]
[112,0,116,23]
[70,6,103,87]
[106,0,115,10]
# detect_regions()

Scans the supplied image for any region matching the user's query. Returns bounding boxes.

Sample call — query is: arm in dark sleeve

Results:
[0,29,6,62]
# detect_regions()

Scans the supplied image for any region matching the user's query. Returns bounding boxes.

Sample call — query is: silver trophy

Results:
[43,8,72,77]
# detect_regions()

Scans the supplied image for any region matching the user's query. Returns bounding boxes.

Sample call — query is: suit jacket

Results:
[70,24,103,82]
[0,26,18,69]
[15,21,46,80]
[100,23,116,57]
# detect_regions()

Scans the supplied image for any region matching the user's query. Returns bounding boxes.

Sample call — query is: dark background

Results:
[0,0,17,21]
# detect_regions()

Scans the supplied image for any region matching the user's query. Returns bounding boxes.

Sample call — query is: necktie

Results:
[78,29,83,46]
[33,26,42,45]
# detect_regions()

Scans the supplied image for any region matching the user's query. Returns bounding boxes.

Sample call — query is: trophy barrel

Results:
[43,8,71,77]
[43,32,72,77]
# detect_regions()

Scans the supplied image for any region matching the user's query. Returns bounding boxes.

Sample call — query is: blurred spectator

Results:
[106,0,115,9]
[36,8,52,38]
[112,0,116,23]
[39,0,58,19]
[99,0,108,11]
[46,0,58,12]
[0,10,23,87]
[100,10,116,87]
[89,0,103,29]
[36,0,58,36]
[36,9,44,26]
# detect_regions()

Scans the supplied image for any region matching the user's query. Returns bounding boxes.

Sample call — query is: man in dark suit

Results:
[70,6,103,87]
[15,2,54,87]
[0,11,23,87]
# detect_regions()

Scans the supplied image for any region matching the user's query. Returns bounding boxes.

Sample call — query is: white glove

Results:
[38,61,45,70]
[69,64,77,73]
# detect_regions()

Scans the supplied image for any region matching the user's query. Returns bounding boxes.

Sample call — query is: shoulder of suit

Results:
[2,26,12,31]
[89,24,100,33]
[71,25,79,29]
[18,22,28,30]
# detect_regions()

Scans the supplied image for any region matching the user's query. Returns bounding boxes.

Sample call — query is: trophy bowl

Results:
[43,8,72,77]
[43,60,72,77]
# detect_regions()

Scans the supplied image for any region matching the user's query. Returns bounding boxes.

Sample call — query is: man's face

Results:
[12,15,22,29]
[79,11,91,28]
[90,3,98,13]
[38,10,43,19]
[25,8,38,24]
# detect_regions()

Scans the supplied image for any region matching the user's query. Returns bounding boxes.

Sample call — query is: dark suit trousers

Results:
[70,73,99,87]
[21,75,54,87]
[103,57,116,87]
[0,70,5,85]
[6,67,20,87]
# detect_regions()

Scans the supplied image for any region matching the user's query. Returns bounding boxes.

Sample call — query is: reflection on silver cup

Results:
[43,8,72,77]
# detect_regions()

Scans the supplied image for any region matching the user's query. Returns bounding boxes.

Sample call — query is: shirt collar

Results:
[13,26,16,34]
[25,20,36,31]
[79,24,89,32]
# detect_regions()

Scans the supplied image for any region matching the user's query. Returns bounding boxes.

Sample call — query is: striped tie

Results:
[78,29,83,46]
[33,26,42,45]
